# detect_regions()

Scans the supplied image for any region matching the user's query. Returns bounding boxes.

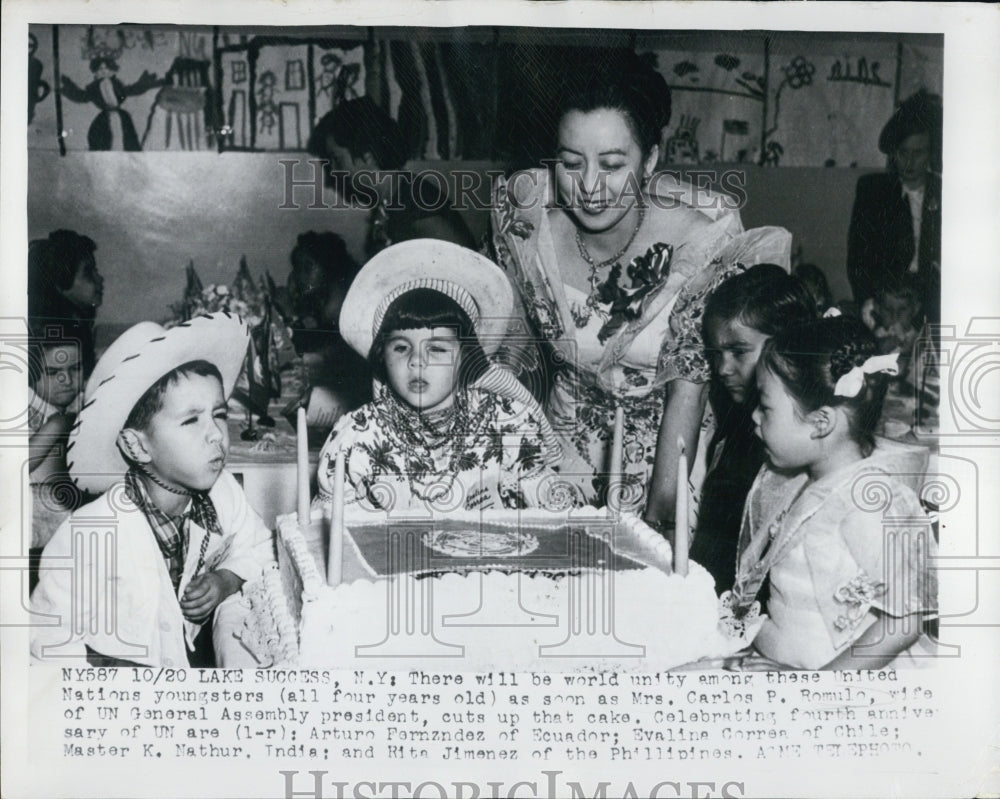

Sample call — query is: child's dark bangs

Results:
[382,288,469,335]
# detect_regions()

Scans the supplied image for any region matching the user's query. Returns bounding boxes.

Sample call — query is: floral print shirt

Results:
[489,168,791,508]
[315,383,559,514]
[732,438,938,669]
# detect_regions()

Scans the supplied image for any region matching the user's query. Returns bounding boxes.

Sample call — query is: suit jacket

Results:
[847,171,941,323]
[30,470,274,667]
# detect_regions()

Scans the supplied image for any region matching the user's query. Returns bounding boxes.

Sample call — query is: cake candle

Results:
[328,449,346,587]
[296,406,310,526]
[674,436,689,576]
[608,406,625,515]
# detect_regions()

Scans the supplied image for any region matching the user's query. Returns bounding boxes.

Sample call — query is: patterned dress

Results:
[732,438,938,669]
[315,382,558,513]
[489,168,792,511]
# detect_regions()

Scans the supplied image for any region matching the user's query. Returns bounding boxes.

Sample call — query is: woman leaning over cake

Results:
[489,56,791,524]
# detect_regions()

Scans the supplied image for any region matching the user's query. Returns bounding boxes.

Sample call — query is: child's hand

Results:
[180,569,243,623]
[306,386,345,429]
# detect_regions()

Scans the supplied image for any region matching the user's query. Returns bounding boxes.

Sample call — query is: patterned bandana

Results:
[124,469,223,593]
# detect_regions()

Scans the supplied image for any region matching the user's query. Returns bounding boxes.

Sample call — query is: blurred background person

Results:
[847,90,942,331]
[307,97,475,256]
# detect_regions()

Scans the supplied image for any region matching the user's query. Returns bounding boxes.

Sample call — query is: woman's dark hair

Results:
[368,289,489,389]
[28,230,97,297]
[878,89,943,173]
[307,97,408,171]
[556,52,671,158]
[792,263,833,314]
[759,316,888,456]
[123,360,224,434]
[704,263,817,339]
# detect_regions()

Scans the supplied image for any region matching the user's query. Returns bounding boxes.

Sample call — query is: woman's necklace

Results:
[572,204,647,328]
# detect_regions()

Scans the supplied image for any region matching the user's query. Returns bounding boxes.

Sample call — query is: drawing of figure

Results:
[28,33,50,124]
[664,115,700,164]
[60,56,160,151]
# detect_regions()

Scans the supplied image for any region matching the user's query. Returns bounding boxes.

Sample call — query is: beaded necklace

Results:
[376,386,483,502]
[572,204,647,327]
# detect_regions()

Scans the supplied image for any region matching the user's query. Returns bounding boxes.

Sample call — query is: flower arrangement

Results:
[166,257,297,421]
[168,257,271,328]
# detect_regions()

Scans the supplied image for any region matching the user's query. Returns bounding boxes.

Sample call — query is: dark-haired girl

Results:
[732,316,937,669]
[690,264,816,594]
[315,240,560,514]
[28,230,104,376]
[286,230,371,426]
[491,57,791,518]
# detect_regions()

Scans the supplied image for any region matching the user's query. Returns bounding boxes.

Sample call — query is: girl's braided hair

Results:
[759,316,889,456]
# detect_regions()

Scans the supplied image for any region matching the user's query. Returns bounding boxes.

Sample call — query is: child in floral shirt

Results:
[315,239,563,514]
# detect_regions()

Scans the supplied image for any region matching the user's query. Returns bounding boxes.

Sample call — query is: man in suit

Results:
[847,91,942,328]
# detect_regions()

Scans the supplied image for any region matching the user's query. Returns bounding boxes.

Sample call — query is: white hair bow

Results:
[833,352,900,398]
[823,307,842,318]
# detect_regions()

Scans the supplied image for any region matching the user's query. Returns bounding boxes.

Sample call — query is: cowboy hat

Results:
[68,313,250,493]
[338,239,514,358]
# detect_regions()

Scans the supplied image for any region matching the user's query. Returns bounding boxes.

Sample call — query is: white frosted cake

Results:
[241,508,760,671]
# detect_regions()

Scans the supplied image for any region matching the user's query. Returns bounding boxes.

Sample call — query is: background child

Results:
[31,314,274,668]
[792,262,833,316]
[316,239,562,514]
[866,275,939,439]
[28,329,83,477]
[28,230,104,377]
[283,231,370,431]
[690,264,815,594]
[732,316,936,669]
[27,325,86,589]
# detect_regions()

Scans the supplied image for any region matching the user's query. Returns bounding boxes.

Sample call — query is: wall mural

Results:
[28,25,942,167]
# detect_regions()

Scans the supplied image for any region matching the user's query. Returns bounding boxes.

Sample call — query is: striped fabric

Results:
[372,278,480,338]
[474,363,562,469]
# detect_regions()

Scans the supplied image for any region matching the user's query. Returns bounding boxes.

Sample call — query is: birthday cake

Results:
[241,508,760,671]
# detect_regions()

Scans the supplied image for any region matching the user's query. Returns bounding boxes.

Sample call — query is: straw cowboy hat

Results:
[339,239,563,469]
[68,313,250,493]
[339,239,514,357]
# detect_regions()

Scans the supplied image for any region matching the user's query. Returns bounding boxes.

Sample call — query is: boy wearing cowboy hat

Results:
[31,313,274,667]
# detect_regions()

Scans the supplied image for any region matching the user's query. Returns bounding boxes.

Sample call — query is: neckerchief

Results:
[124,469,223,593]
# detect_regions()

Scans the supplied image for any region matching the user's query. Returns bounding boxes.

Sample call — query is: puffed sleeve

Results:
[658,226,793,384]
[804,476,937,651]
[491,393,560,509]
[487,171,553,388]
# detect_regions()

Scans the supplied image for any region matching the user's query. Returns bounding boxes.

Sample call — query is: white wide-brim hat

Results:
[68,313,250,493]
[339,239,514,358]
